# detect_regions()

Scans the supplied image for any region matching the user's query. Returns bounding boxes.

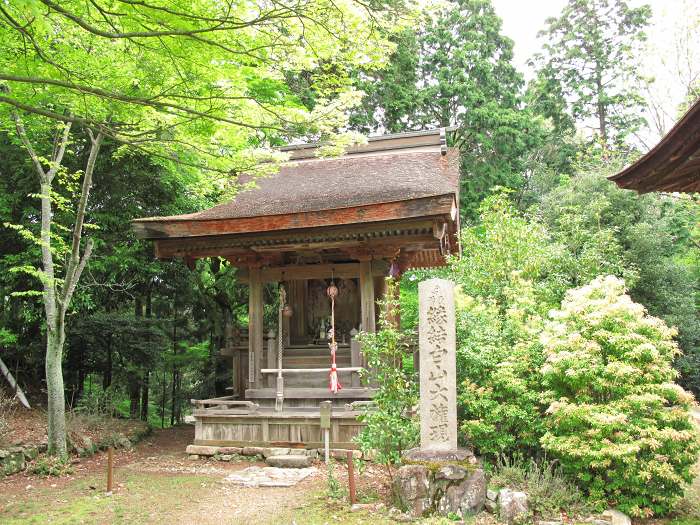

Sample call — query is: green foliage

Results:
[325,461,346,500]
[540,275,700,517]
[73,385,117,419]
[448,194,562,457]
[530,0,652,149]
[355,280,418,465]
[455,280,546,458]
[29,455,74,477]
[533,160,700,395]
[488,456,590,518]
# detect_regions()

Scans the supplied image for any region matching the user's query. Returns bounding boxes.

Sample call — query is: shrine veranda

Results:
[134,129,461,450]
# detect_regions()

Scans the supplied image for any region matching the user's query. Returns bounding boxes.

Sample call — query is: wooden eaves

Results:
[609,97,700,193]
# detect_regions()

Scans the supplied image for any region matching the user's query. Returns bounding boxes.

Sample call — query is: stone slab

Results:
[185,445,219,456]
[224,466,317,487]
[241,446,265,457]
[265,455,311,468]
[402,447,477,465]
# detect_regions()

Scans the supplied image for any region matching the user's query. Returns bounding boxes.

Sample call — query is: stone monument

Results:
[394,278,486,518]
[419,278,457,451]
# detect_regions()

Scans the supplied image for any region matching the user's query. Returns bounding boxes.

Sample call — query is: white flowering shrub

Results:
[540,276,699,517]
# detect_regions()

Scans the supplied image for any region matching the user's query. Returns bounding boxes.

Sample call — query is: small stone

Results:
[537,521,563,525]
[188,454,200,460]
[498,488,529,524]
[265,455,311,468]
[218,454,233,462]
[487,489,498,501]
[23,447,39,461]
[351,503,376,512]
[435,464,467,480]
[485,499,497,514]
[436,468,486,516]
[603,510,631,525]
[394,464,431,517]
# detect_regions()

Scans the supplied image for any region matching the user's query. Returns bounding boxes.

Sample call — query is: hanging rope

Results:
[275,283,287,411]
[327,279,341,394]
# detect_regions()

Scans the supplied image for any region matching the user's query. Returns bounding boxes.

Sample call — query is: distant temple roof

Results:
[133,129,460,269]
[610,97,700,193]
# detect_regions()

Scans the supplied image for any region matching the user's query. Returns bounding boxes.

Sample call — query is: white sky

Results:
[490,0,700,145]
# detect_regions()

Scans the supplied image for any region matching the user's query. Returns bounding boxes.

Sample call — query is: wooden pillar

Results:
[374,275,387,328]
[359,260,376,333]
[287,280,307,344]
[248,266,264,386]
[350,337,362,388]
[267,330,277,388]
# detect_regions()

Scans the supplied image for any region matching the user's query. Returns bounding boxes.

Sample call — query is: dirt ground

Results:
[2,417,700,525]
[0,425,396,525]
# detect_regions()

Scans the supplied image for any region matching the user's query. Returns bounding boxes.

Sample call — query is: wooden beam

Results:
[359,260,376,333]
[248,266,264,386]
[134,195,455,239]
[238,261,390,283]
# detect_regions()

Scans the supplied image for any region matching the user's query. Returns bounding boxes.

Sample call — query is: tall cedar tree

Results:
[351,0,544,220]
[530,0,651,150]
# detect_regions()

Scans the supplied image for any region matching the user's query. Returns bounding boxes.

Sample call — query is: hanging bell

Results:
[326,280,339,299]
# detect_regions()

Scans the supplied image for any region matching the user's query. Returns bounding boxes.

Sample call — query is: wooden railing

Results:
[191,396,259,415]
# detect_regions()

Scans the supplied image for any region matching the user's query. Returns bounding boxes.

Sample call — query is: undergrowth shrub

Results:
[456,277,546,458]
[356,279,418,466]
[0,388,17,445]
[449,194,566,458]
[29,455,74,477]
[540,275,699,517]
[488,456,590,518]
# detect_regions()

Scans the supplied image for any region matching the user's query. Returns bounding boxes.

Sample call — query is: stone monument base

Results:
[394,448,486,518]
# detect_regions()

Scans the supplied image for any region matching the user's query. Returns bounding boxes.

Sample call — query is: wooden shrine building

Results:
[133,129,460,449]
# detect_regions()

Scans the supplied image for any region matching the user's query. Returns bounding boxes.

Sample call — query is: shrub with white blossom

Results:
[540,276,699,517]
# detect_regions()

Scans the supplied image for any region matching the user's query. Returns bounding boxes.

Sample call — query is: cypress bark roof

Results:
[136,149,459,224]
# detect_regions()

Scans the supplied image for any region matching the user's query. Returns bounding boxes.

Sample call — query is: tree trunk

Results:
[128,373,140,419]
[140,371,149,421]
[161,370,166,429]
[46,327,67,456]
[103,334,112,390]
[595,67,607,148]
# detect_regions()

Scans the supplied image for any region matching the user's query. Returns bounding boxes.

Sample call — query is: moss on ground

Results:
[1,472,213,524]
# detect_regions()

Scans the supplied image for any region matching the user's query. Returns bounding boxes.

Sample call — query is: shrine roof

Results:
[133,129,460,240]
[609,97,700,193]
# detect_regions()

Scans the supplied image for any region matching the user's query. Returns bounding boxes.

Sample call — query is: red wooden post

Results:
[107,447,113,493]
[347,450,356,505]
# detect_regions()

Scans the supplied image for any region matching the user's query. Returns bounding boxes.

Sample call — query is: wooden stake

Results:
[347,450,356,505]
[107,447,113,493]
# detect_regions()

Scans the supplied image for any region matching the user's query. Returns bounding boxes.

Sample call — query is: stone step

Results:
[265,454,312,468]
